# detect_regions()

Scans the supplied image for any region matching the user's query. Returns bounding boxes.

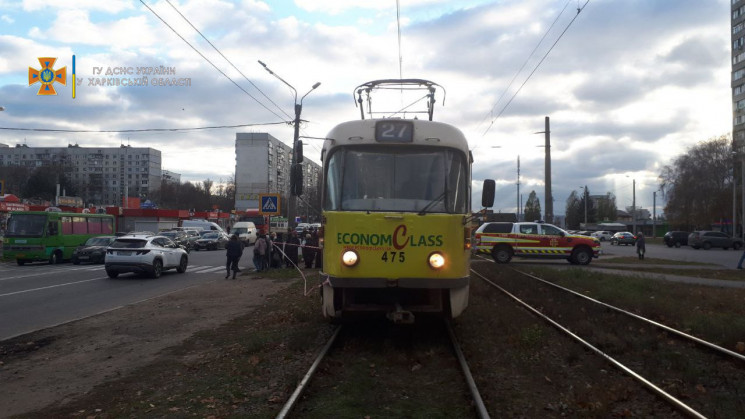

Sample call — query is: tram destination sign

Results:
[375,120,413,143]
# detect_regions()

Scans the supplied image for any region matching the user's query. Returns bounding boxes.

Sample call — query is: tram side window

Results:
[47,221,58,236]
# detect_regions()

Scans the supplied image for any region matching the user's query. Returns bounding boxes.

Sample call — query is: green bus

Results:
[3,211,115,265]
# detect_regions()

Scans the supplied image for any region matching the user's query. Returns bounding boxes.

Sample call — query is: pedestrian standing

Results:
[636,232,646,260]
[286,230,301,268]
[254,234,267,272]
[264,233,274,270]
[225,234,243,279]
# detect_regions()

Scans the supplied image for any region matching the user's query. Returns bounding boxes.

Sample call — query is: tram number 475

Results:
[381,251,405,263]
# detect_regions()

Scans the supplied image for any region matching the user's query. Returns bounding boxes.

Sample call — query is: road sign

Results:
[259,194,280,215]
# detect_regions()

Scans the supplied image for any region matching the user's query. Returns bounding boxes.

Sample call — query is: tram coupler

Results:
[387,303,414,324]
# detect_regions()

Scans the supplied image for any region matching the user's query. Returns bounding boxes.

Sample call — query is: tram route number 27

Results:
[381,251,405,263]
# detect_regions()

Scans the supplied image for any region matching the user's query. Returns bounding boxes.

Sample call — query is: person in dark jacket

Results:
[302,233,316,268]
[285,230,301,268]
[225,234,244,279]
[636,232,646,260]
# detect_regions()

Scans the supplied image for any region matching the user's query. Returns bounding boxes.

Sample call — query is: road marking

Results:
[0,278,101,297]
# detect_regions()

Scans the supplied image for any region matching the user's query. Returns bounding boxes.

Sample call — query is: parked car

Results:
[591,231,613,241]
[610,232,637,246]
[71,236,116,265]
[663,231,689,248]
[194,231,229,251]
[688,231,743,250]
[184,229,201,248]
[159,230,192,251]
[104,234,188,278]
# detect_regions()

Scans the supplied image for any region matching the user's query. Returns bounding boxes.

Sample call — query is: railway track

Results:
[470,259,745,418]
[276,319,489,418]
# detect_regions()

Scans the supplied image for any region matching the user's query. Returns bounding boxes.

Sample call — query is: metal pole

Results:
[653,191,656,238]
[516,155,520,221]
[583,185,588,226]
[544,117,553,223]
[632,179,636,235]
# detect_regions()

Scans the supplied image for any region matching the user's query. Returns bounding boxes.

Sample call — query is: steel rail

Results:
[276,326,342,419]
[445,320,491,419]
[470,268,707,419]
[509,266,745,363]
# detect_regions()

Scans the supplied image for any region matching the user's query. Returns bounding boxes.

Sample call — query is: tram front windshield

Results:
[6,214,47,237]
[324,147,468,213]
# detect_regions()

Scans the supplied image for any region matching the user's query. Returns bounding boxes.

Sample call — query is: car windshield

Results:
[203,233,219,239]
[233,228,249,234]
[324,146,469,213]
[84,237,114,246]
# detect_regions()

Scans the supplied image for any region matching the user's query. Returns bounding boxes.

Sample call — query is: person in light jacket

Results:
[253,234,267,272]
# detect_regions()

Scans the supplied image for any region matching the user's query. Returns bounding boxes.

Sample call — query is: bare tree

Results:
[659,135,732,230]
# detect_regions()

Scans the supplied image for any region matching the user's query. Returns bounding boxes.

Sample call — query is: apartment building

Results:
[235,132,321,213]
[0,143,161,206]
[733,0,745,146]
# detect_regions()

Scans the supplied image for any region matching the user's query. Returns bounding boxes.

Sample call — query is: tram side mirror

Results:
[481,179,495,208]
[295,141,304,163]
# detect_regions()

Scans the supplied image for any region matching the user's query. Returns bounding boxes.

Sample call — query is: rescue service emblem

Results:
[29,57,67,95]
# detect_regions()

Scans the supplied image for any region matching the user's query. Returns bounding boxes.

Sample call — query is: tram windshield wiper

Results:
[417,189,448,215]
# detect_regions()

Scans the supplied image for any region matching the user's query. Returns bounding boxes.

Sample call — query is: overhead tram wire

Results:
[479,0,572,134]
[0,121,286,134]
[482,0,590,136]
[139,0,289,123]
[164,0,293,121]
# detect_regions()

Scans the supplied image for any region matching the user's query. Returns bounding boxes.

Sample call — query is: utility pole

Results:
[583,185,588,227]
[258,60,320,229]
[653,191,657,238]
[632,179,636,235]
[516,155,520,221]
[534,116,552,223]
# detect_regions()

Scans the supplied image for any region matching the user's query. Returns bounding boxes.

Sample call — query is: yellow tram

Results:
[318,80,479,322]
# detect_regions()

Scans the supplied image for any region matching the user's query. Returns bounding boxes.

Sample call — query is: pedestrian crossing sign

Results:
[259,194,280,215]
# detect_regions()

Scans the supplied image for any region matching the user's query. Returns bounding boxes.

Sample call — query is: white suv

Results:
[105,234,188,278]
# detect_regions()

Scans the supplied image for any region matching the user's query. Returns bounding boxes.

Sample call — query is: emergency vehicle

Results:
[474,221,600,265]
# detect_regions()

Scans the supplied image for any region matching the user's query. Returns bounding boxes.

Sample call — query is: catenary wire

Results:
[479,0,572,134]
[164,0,293,121]
[0,121,287,133]
[139,0,289,122]
[482,0,590,136]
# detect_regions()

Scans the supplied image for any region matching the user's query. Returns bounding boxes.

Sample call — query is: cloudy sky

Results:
[0,0,733,215]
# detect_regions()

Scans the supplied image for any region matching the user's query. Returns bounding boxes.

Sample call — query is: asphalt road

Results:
[599,240,742,268]
[0,247,252,341]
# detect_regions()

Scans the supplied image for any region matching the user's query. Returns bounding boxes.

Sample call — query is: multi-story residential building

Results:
[733,1,745,146]
[0,143,161,206]
[235,133,321,216]
[162,169,181,184]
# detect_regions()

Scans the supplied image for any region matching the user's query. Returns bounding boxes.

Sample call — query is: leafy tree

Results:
[659,135,732,230]
[23,165,75,201]
[524,190,541,221]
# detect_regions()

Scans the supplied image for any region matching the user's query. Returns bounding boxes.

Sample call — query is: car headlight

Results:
[341,250,359,267]
[428,251,445,270]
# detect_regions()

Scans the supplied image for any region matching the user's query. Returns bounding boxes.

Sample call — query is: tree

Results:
[659,135,732,230]
[565,190,582,229]
[524,190,541,221]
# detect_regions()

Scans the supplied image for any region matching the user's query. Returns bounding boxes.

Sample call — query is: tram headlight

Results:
[341,249,359,267]
[428,251,446,270]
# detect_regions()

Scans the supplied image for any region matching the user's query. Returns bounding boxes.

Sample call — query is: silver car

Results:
[105,234,188,278]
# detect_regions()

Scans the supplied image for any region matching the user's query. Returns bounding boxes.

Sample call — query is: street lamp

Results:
[258,60,320,228]
[625,176,636,235]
